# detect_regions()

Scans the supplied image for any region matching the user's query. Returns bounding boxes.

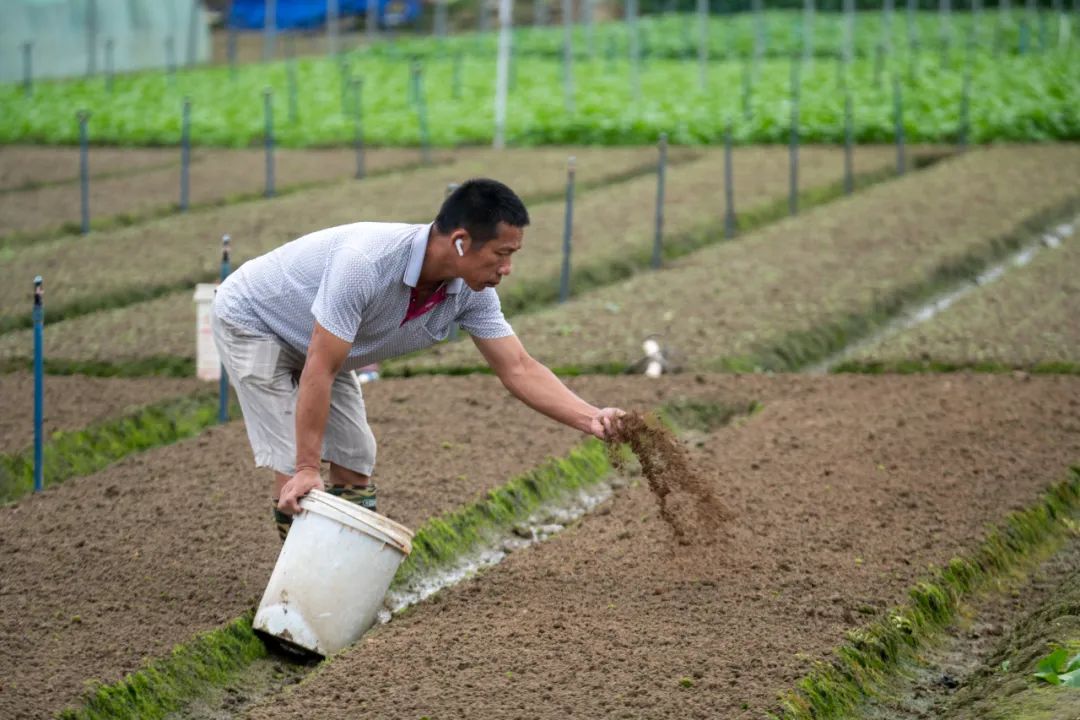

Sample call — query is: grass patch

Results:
[0,355,196,378]
[0,390,235,503]
[774,466,1080,720]
[831,359,1080,376]
[57,614,266,720]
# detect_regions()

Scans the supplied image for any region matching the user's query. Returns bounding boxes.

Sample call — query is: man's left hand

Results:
[588,407,626,441]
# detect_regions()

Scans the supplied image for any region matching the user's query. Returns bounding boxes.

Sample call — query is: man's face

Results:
[459,222,524,292]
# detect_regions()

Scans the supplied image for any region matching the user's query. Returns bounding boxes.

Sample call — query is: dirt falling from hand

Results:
[607,412,732,545]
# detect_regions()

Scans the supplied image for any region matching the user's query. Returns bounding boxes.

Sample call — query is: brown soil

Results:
[240,373,1080,720]
[0,373,205,456]
[0,373,729,719]
[0,147,444,239]
[609,411,731,544]
[0,146,177,192]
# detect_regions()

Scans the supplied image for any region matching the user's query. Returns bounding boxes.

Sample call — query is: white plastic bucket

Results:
[193,283,220,381]
[253,490,413,656]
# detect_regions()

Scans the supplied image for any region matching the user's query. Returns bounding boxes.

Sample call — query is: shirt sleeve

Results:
[310,242,370,343]
[457,288,515,340]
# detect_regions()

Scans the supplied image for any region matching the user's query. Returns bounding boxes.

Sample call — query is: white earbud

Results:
[454,238,465,257]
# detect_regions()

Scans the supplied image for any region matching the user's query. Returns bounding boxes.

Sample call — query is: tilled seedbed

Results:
[0,146,903,368]
[0,147,447,239]
[0,372,204,455]
[0,373,728,719]
[0,147,675,325]
[849,220,1080,369]
[0,146,177,192]
[399,144,1080,374]
[244,373,1080,720]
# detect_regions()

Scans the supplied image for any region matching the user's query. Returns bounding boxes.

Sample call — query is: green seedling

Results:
[679,676,694,688]
[1033,648,1080,686]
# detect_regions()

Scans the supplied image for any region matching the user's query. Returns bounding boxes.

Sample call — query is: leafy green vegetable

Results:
[1032,647,1080,686]
[1,12,1076,147]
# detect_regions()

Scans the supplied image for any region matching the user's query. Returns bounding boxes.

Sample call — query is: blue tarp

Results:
[228,0,421,30]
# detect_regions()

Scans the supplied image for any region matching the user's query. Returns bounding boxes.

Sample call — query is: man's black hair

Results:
[435,178,530,245]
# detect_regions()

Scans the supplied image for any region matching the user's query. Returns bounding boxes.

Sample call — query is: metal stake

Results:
[353,78,365,179]
[652,133,668,269]
[893,75,906,175]
[105,38,115,93]
[180,98,191,211]
[723,121,736,238]
[264,89,276,197]
[789,54,800,217]
[33,276,44,493]
[413,63,432,165]
[219,236,231,424]
[559,157,576,303]
[22,42,33,98]
[843,91,854,195]
[78,111,90,234]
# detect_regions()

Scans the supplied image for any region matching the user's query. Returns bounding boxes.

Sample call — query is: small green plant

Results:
[679,677,694,688]
[1033,648,1080,687]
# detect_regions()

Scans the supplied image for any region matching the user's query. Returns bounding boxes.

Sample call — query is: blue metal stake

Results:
[78,111,90,234]
[413,63,432,165]
[651,133,667,269]
[219,236,231,424]
[166,35,176,86]
[843,91,854,194]
[352,78,365,179]
[558,157,576,303]
[33,276,44,493]
[263,88,276,197]
[789,54,800,217]
[22,42,32,98]
[723,121,736,238]
[180,98,191,211]
[960,67,971,148]
[893,75,906,175]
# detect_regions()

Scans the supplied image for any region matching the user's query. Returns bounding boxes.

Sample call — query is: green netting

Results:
[1,0,210,83]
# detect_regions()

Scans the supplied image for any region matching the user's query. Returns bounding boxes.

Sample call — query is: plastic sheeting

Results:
[227,0,421,30]
[1,0,210,83]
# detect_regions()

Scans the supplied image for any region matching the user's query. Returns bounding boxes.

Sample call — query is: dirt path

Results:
[0,373,204,455]
[0,147,441,239]
[240,373,1080,720]
[0,373,726,719]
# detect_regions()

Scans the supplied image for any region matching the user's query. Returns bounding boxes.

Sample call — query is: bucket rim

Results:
[300,489,414,555]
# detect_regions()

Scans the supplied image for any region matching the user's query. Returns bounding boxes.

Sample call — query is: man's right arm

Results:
[277,321,352,514]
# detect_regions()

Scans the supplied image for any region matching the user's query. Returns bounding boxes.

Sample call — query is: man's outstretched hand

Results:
[589,407,626,441]
[278,467,325,515]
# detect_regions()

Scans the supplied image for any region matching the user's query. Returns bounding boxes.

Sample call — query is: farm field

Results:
[845,219,1080,370]
[0,372,202,455]
[0,145,177,191]
[396,144,1080,375]
[0,145,913,366]
[0,145,682,330]
[0,373,724,718]
[245,374,1080,719]
[0,146,443,241]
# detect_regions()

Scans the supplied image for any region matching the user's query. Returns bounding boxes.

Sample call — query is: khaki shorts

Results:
[210,311,376,477]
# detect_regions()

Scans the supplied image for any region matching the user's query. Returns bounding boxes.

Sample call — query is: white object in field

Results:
[193,283,220,381]
[642,338,664,378]
[254,490,413,656]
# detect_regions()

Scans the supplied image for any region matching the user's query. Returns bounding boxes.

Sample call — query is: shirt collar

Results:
[404,223,464,295]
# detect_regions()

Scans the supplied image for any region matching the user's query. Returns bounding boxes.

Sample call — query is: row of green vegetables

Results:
[1,14,1075,147]
[383,8,1076,61]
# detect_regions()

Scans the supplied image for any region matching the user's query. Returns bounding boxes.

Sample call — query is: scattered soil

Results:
[0,372,204,455]
[608,411,731,543]
[0,146,176,192]
[240,373,1080,720]
[0,372,730,719]
[0,147,444,239]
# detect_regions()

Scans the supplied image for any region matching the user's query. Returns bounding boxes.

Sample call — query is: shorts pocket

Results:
[233,334,283,383]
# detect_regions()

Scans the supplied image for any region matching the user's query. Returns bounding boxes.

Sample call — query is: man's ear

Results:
[452,231,471,256]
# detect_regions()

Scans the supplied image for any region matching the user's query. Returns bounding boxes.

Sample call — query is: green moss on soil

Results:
[742,195,1080,374]
[56,614,266,720]
[0,391,236,503]
[775,466,1080,720]
[831,359,1080,376]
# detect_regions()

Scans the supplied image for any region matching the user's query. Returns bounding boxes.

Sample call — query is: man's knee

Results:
[328,463,369,486]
